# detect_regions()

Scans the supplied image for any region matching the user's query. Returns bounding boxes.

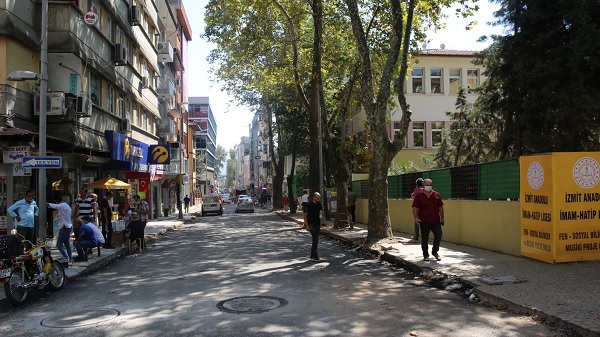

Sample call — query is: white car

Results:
[202,195,223,216]
[221,194,232,204]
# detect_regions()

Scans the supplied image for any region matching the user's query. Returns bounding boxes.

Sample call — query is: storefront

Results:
[104,131,152,218]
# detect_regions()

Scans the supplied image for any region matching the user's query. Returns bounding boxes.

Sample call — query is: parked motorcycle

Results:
[0,229,67,306]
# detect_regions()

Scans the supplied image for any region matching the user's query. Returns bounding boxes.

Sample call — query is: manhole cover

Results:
[217,296,288,314]
[41,309,120,328]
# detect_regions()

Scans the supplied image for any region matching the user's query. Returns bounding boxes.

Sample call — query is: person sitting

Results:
[124,212,145,253]
[73,216,99,262]
[85,221,105,256]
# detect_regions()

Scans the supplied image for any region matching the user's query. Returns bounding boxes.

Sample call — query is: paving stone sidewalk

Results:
[278,211,600,337]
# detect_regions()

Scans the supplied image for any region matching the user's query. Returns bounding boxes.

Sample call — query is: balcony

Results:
[157,79,175,101]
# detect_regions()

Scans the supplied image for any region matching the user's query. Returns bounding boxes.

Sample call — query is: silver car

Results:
[235,198,255,213]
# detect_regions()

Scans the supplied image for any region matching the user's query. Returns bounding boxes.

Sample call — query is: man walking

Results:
[183,194,190,213]
[301,190,309,230]
[306,192,323,261]
[412,179,445,261]
[7,189,39,252]
[99,192,115,249]
[347,186,357,228]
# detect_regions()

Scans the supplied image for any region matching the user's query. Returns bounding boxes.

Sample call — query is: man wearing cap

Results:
[410,178,425,241]
[73,215,99,262]
[99,192,115,249]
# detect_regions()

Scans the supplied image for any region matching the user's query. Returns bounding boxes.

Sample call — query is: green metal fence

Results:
[354,158,520,200]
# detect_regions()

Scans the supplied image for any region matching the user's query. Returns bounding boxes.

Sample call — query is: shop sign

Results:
[3,146,29,163]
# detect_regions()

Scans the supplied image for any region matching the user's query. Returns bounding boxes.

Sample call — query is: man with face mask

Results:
[412,179,445,261]
[7,189,39,252]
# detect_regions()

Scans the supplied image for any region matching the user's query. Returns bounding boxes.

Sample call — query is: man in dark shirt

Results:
[306,192,323,261]
[412,179,445,261]
[99,191,115,249]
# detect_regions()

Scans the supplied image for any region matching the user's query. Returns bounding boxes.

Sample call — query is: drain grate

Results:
[41,309,120,328]
[217,296,288,314]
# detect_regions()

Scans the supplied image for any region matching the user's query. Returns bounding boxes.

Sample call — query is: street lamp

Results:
[6,0,48,240]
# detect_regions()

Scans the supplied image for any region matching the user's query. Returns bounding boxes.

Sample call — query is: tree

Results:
[214,145,228,179]
[226,148,236,190]
[476,0,600,157]
[344,0,479,246]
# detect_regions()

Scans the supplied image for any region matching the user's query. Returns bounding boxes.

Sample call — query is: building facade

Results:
[0,0,192,232]
[188,96,217,196]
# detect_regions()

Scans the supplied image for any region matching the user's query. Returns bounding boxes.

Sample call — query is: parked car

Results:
[221,194,232,204]
[235,198,255,213]
[202,195,223,216]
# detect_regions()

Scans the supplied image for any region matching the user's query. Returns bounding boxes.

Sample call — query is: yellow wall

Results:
[1,38,41,91]
[356,198,521,256]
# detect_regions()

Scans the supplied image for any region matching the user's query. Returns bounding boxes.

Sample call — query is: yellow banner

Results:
[521,152,600,263]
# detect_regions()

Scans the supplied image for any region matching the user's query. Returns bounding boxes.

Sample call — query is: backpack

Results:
[0,235,20,258]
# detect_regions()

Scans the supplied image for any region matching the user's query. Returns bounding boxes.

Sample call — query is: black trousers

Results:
[420,222,442,257]
[309,223,320,259]
[101,220,113,246]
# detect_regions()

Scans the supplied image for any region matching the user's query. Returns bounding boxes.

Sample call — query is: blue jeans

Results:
[75,240,97,259]
[56,226,73,261]
[420,222,443,257]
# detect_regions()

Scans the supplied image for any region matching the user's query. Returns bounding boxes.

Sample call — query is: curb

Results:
[276,212,589,337]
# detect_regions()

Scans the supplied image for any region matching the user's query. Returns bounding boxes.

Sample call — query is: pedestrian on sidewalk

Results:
[306,192,323,261]
[347,186,357,227]
[133,195,149,226]
[47,194,73,265]
[7,189,38,253]
[410,178,425,241]
[301,190,309,229]
[184,195,190,213]
[412,178,445,261]
[282,193,289,213]
[99,192,115,249]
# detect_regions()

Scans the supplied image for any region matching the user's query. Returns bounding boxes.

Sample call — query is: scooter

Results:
[0,229,67,306]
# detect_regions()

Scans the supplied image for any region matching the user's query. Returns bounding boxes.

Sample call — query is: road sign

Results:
[22,156,62,169]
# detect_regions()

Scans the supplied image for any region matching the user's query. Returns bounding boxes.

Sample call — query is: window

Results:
[431,122,444,147]
[411,68,423,93]
[90,0,100,29]
[88,71,101,105]
[118,97,124,118]
[393,121,407,146]
[413,122,424,147]
[107,85,114,113]
[449,69,461,94]
[467,69,480,93]
[106,17,112,42]
[430,68,442,93]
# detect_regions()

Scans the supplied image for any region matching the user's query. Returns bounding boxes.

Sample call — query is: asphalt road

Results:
[0,205,573,337]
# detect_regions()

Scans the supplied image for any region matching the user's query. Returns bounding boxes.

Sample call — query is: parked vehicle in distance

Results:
[202,195,223,216]
[221,194,231,204]
[235,198,255,213]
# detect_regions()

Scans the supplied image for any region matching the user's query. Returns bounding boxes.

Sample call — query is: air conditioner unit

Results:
[34,91,66,116]
[114,44,127,65]
[157,40,174,62]
[129,6,140,26]
[75,95,92,117]
[141,77,149,89]
[120,119,132,133]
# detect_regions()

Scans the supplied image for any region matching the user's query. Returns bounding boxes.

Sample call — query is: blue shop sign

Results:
[105,130,149,171]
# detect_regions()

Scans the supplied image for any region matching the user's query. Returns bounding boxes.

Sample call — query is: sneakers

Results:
[310,257,321,262]
[423,256,430,261]
[433,253,441,261]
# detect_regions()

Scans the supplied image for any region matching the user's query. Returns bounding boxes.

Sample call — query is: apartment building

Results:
[351,49,485,172]
[188,96,217,196]
[0,0,191,230]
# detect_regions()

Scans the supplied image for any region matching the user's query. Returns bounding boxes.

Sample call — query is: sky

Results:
[183,0,504,152]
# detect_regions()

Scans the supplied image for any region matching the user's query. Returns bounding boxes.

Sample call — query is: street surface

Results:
[0,204,573,336]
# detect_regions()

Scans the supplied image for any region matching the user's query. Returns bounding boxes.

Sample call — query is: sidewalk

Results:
[0,204,203,304]
[278,211,600,337]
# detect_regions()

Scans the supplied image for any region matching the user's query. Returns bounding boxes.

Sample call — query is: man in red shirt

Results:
[412,179,445,261]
